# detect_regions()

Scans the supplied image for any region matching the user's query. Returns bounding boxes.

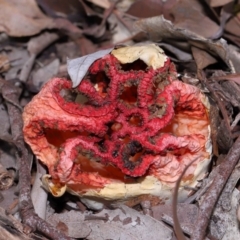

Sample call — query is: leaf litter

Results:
[48,205,172,240]
[1,0,240,239]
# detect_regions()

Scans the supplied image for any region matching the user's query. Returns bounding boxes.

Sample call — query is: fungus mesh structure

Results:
[23,53,211,199]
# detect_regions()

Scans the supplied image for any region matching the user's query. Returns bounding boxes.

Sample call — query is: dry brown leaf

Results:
[191,46,218,70]
[225,13,240,37]
[0,103,12,144]
[31,59,60,91]
[36,0,85,18]
[76,37,98,56]
[0,0,55,37]
[209,104,220,157]
[224,33,240,48]
[166,0,219,38]
[0,207,30,240]
[109,11,134,44]
[86,0,111,9]
[159,42,193,61]
[135,15,240,72]
[126,0,176,18]
[210,2,233,39]
[215,73,240,85]
[208,0,233,7]
[152,203,198,236]
[4,47,29,80]
[47,206,173,239]
[56,41,81,62]
[0,53,10,73]
[19,32,59,82]
[0,103,11,140]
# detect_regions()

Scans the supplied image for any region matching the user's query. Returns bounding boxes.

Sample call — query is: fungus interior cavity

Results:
[76,153,132,182]
[128,114,143,126]
[119,85,138,104]
[44,128,83,148]
[89,71,110,97]
[120,59,148,71]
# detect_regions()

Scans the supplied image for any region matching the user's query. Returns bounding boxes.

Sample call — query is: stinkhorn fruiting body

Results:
[23,44,212,207]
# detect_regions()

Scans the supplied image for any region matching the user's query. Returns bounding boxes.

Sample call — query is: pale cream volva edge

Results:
[111,44,168,69]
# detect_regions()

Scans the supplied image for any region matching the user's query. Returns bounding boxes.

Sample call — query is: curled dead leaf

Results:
[135,15,240,72]
[0,0,55,37]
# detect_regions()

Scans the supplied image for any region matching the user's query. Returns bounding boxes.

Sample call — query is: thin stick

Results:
[191,136,240,240]
[3,80,71,239]
[172,157,200,240]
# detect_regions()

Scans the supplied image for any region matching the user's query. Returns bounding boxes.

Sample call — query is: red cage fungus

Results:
[23,44,211,208]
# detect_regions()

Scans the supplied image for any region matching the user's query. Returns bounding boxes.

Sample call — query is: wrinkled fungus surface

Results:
[23,45,211,205]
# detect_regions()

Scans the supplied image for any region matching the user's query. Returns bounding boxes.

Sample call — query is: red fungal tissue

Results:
[23,44,212,207]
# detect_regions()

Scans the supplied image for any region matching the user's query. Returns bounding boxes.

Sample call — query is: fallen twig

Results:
[204,80,232,137]
[220,164,240,211]
[172,157,200,240]
[3,80,71,240]
[191,135,240,240]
